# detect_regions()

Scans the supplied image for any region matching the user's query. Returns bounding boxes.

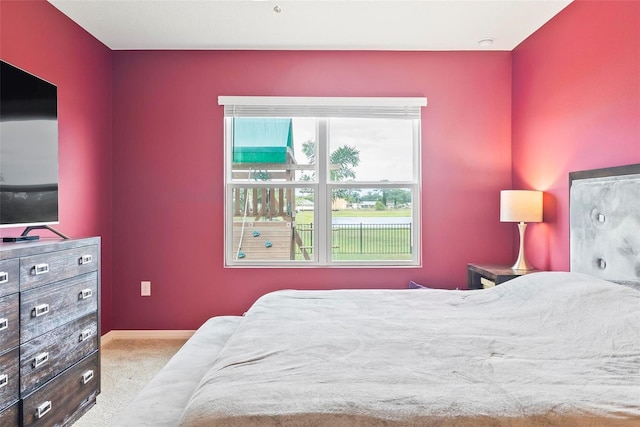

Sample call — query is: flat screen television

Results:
[0,60,59,232]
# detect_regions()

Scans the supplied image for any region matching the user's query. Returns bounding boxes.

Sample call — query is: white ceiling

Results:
[48,0,572,51]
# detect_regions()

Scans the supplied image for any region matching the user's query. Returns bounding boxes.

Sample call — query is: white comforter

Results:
[178,272,640,426]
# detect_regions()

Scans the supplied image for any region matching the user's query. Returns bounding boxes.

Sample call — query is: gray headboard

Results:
[570,164,640,288]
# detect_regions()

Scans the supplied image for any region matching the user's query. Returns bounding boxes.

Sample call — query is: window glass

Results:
[329,187,414,262]
[231,186,315,262]
[328,118,414,182]
[231,118,316,183]
[223,97,424,267]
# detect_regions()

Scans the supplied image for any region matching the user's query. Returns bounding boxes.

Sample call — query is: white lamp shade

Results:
[500,190,543,223]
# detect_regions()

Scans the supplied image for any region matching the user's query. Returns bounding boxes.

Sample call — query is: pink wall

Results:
[12,1,629,332]
[5,0,635,333]
[512,0,640,271]
[111,51,513,329]
[0,1,114,333]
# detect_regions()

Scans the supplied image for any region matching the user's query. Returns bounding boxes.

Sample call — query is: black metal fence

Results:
[295,223,412,255]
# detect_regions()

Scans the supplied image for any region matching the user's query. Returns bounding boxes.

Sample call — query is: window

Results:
[220,96,426,267]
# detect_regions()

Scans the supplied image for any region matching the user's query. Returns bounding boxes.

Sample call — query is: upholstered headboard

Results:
[570,164,640,288]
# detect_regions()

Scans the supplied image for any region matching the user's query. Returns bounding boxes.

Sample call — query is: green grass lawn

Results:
[294,208,413,261]
[330,253,412,261]
[234,209,414,261]
[295,208,411,223]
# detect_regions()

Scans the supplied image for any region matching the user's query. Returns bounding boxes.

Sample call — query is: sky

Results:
[291,117,414,182]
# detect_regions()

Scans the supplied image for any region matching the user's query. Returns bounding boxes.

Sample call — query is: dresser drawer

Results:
[0,293,20,351]
[22,351,99,427]
[19,246,98,292]
[0,258,19,298]
[20,314,98,396]
[0,347,19,412]
[0,400,19,426]
[20,272,98,343]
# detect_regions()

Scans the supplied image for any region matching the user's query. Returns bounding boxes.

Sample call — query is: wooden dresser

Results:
[0,237,100,426]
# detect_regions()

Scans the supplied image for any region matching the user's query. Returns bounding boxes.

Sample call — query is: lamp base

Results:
[511,222,535,271]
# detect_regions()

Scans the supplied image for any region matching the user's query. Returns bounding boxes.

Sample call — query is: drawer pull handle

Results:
[0,271,8,284]
[82,370,94,384]
[79,328,93,342]
[0,374,8,389]
[33,263,50,275]
[37,401,52,419]
[0,318,7,331]
[79,288,93,300]
[79,254,93,265]
[32,303,50,318]
[33,352,49,369]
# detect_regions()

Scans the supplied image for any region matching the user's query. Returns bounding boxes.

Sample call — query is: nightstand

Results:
[467,263,540,290]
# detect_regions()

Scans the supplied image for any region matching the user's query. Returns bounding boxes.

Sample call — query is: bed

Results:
[112,164,640,427]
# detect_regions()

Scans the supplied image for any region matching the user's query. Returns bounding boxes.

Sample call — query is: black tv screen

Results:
[0,60,59,228]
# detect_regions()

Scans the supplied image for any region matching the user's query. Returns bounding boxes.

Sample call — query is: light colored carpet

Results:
[72,339,187,427]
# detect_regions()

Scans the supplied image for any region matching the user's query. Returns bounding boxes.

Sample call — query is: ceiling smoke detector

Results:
[478,38,494,47]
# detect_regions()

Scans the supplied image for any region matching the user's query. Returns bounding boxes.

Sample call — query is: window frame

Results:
[220,96,426,268]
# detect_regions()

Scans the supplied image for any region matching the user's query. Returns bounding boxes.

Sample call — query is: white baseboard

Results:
[101,330,196,347]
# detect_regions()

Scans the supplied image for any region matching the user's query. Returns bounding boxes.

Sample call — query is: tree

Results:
[361,190,381,202]
[301,140,360,181]
[384,188,411,207]
[374,200,386,210]
[300,140,360,201]
[301,140,316,166]
[357,187,411,207]
[329,145,359,182]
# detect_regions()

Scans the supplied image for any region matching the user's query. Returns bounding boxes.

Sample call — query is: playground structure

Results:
[231,118,311,261]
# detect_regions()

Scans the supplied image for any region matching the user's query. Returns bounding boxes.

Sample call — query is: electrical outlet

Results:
[141,281,151,296]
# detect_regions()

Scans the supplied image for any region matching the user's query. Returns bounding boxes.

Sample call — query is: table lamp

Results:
[500,190,543,271]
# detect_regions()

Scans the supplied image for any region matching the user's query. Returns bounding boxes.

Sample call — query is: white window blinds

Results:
[218,96,427,119]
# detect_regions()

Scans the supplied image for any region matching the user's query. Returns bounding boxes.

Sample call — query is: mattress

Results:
[114,272,640,426]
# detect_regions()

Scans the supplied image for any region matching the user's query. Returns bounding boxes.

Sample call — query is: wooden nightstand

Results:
[467,263,541,290]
